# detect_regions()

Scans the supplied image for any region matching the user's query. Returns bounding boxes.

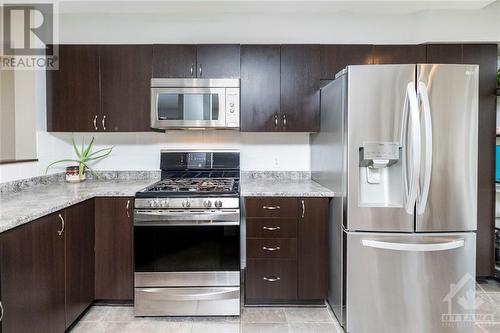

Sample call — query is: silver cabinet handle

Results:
[199,64,202,77]
[283,114,287,127]
[190,64,194,76]
[301,200,305,219]
[274,114,278,127]
[0,301,4,321]
[102,115,107,131]
[262,205,280,210]
[93,115,98,131]
[57,213,65,236]
[126,200,131,218]
[361,239,464,252]
[263,226,281,231]
[262,246,281,251]
[263,276,281,282]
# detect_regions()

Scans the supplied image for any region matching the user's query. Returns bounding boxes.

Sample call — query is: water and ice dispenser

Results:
[358,142,403,207]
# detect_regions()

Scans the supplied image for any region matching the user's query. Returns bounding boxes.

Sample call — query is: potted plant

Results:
[497,69,500,96]
[46,136,113,182]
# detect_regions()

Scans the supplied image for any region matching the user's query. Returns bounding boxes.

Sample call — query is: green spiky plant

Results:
[45,136,113,180]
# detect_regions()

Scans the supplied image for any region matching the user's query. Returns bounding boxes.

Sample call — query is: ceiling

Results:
[51,0,498,14]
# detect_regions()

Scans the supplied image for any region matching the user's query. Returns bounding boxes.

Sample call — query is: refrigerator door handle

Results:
[401,82,421,214]
[361,238,464,252]
[417,81,433,215]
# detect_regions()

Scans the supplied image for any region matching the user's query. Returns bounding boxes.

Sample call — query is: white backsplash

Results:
[0,131,310,183]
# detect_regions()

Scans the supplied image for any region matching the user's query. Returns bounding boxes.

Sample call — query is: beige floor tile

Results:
[192,321,241,333]
[242,323,290,333]
[242,307,287,323]
[288,322,344,333]
[478,323,500,333]
[477,280,500,293]
[70,321,107,333]
[284,307,333,323]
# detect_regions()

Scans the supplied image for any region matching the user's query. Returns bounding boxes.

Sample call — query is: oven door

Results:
[151,87,226,129]
[134,209,240,276]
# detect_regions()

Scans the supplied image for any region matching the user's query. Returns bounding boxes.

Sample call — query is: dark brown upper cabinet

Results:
[280,45,321,132]
[240,45,281,132]
[100,45,153,132]
[1,212,66,333]
[46,45,100,132]
[152,44,197,78]
[426,44,463,64]
[372,45,426,64]
[152,44,240,78]
[320,45,373,79]
[196,44,240,78]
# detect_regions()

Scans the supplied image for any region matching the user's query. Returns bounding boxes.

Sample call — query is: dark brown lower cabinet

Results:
[1,212,66,333]
[95,197,134,300]
[65,200,95,328]
[245,197,329,304]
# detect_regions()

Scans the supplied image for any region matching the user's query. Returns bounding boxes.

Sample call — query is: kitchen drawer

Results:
[247,238,297,259]
[246,218,297,238]
[245,197,297,218]
[245,259,297,300]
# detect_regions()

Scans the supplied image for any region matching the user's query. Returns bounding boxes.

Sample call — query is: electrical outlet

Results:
[273,156,279,167]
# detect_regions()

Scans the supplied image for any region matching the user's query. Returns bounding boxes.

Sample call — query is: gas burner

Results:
[145,178,236,194]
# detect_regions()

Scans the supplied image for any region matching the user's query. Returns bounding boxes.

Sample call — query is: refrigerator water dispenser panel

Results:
[359,142,403,207]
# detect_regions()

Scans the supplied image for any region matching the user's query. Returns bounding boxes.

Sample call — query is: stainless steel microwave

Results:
[151,78,240,130]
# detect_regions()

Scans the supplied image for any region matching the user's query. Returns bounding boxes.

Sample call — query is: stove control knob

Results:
[160,200,168,208]
[214,200,223,208]
[203,200,212,208]
[182,200,191,208]
[150,200,156,208]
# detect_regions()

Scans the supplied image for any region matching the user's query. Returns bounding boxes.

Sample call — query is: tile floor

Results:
[70,279,500,333]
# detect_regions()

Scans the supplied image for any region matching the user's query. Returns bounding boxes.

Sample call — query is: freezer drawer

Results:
[346,232,476,333]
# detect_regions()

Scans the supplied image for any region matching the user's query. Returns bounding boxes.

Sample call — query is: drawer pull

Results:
[262,246,281,251]
[263,276,281,282]
[262,205,280,210]
[263,226,281,231]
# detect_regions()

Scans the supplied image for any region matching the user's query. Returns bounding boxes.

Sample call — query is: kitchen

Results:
[0,1,499,333]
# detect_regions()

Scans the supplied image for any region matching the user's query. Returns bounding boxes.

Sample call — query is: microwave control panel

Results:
[225,88,240,128]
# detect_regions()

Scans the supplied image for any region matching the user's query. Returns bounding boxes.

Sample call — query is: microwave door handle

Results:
[417,81,432,215]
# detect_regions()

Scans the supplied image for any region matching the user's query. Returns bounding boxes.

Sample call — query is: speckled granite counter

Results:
[0,174,158,233]
[240,172,338,197]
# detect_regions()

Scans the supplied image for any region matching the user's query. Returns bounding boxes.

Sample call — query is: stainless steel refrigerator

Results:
[311,64,479,333]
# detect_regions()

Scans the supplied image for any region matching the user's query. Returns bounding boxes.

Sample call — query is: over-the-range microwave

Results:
[151,78,240,130]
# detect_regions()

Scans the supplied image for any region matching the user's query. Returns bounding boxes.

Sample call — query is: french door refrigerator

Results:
[311,64,479,333]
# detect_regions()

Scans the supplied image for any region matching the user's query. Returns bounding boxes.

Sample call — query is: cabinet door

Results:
[240,45,281,132]
[1,213,65,332]
[280,45,321,132]
[65,200,94,328]
[372,45,427,64]
[320,45,373,79]
[426,44,463,64]
[297,198,328,300]
[100,45,153,132]
[463,44,497,277]
[152,44,197,78]
[196,45,240,78]
[46,45,100,132]
[95,198,134,300]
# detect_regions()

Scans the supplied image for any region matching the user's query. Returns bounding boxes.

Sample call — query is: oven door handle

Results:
[134,210,240,226]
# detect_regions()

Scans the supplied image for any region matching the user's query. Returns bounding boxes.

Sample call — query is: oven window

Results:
[157,93,220,121]
[135,225,240,272]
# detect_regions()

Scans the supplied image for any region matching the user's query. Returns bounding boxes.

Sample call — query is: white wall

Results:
[1,1,499,183]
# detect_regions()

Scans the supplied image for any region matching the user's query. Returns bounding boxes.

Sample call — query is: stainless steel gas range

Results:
[134,150,241,316]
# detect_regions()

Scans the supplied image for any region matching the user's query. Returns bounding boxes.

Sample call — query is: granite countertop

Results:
[0,171,338,234]
[0,176,157,233]
[240,173,338,197]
